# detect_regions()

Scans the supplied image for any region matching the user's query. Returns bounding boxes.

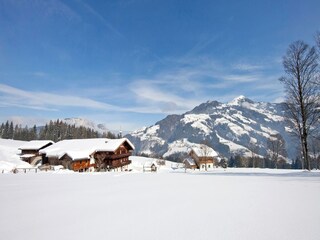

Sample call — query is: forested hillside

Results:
[0,119,117,141]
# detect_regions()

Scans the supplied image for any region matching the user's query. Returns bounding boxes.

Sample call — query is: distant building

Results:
[189,145,218,171]
[19,140,54,165]
[143,161,158,172]
[183,157,197,170]
[39,138,135,172]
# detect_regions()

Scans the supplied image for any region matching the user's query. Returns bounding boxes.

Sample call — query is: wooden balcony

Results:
[105,153,131,160]
[110,160,132,168]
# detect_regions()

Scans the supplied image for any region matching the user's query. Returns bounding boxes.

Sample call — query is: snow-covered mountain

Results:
[126,96,298,160]
[63,118,109,134]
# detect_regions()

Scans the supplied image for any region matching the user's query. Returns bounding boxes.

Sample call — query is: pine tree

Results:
[9,121,14,139]
[2,121,10,139]
[0,123,4,138]
[228,156,235,167]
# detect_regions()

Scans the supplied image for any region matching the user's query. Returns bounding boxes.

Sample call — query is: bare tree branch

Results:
[279,40,320,170]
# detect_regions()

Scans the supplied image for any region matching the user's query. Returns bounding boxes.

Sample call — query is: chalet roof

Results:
[143,161,158,168]
[190,146,218,158]
[19,140,54,151]
[39,138,135,161]
[183,157,196,166]
[20,154,36,158]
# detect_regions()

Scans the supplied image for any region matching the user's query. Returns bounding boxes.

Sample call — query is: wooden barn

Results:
[39,138,135,172]
[143,162,158,172]
[18,140,54,165]
[189,146,218,171]
[183,157,197,170]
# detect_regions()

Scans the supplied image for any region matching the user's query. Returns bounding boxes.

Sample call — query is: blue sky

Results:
[0,0,319,131]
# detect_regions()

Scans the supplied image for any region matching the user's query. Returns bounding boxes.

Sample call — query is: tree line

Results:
[226,154,320,170]
[0,119,117,141]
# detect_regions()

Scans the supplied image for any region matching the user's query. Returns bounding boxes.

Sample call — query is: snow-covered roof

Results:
[184,157,196,166]
[40,138,134,161]
[20,154,36,158]
[143,161,158,168]
[19,140,54,151]
[190,146,218,158]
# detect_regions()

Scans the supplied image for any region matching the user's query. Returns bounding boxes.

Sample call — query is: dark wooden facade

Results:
[183,158,197,170]
[143,163,157,172]
[189,149,217,170]
[45,141,133,172]
[94,142,132,171]
[20,142,53,164]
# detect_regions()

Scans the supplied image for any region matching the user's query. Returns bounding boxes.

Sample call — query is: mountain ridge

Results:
[62,118,109,134]
[126,96,297,161]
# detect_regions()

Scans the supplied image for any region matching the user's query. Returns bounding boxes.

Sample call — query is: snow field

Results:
[0,169,319,240]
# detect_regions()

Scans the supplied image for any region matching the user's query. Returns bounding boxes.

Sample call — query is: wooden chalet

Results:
[143,162,158,172]
[183,157,197,170]
[189,146,218,171]
[18,140,54,165]
[39,138,135,172]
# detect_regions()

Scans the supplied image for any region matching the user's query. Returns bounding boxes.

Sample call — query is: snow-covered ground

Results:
[0,141,319,240]
[0,166,319,240]
[0,139,31,172]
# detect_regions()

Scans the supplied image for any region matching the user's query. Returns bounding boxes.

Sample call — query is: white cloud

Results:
[220,74,261,82]
[0,54,284,117]
[130,81,202,113]
[0,83,118,111]
[273,96,285,103]
[126,56,283,113]
[232,63,264,71]
[4,116,49,127]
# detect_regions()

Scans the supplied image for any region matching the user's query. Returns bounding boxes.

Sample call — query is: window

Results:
[202,165,205,168]
[208,165,210,168]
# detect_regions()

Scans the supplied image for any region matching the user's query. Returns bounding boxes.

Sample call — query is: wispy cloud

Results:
[184,35,221,58]
[76,0,123,37]
[27,71,48,78]
[0,54,284,117]
[126,55,284,112]
[232,63,264,71]
[7,0,82,22]
[4,116,49,127]
[220,74,261,82]
[130,81,202,113]
[0,83,118,112]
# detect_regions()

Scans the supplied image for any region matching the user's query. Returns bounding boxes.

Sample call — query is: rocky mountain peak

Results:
[63,118,108,134]
[126,97,297,161]
[228,95,254,106]
[187,100,221,114]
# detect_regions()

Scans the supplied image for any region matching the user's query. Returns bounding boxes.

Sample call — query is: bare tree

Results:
[248,142,260,168]
[267,134,287,169]
[199,140,214,171]
[200,143,210,171]
[279,41,320,170]
[310,137,320,169]
[315,31,320,59]
[315,32,320,88]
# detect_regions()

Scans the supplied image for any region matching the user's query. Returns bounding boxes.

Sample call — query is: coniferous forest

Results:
[0,119,117,141]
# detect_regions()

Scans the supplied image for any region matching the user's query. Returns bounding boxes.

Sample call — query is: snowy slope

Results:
[129,156,173,172]
[0,139,31,172]
[63,117,109,134]
[127,96,297,160]
[0,169,319,240]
